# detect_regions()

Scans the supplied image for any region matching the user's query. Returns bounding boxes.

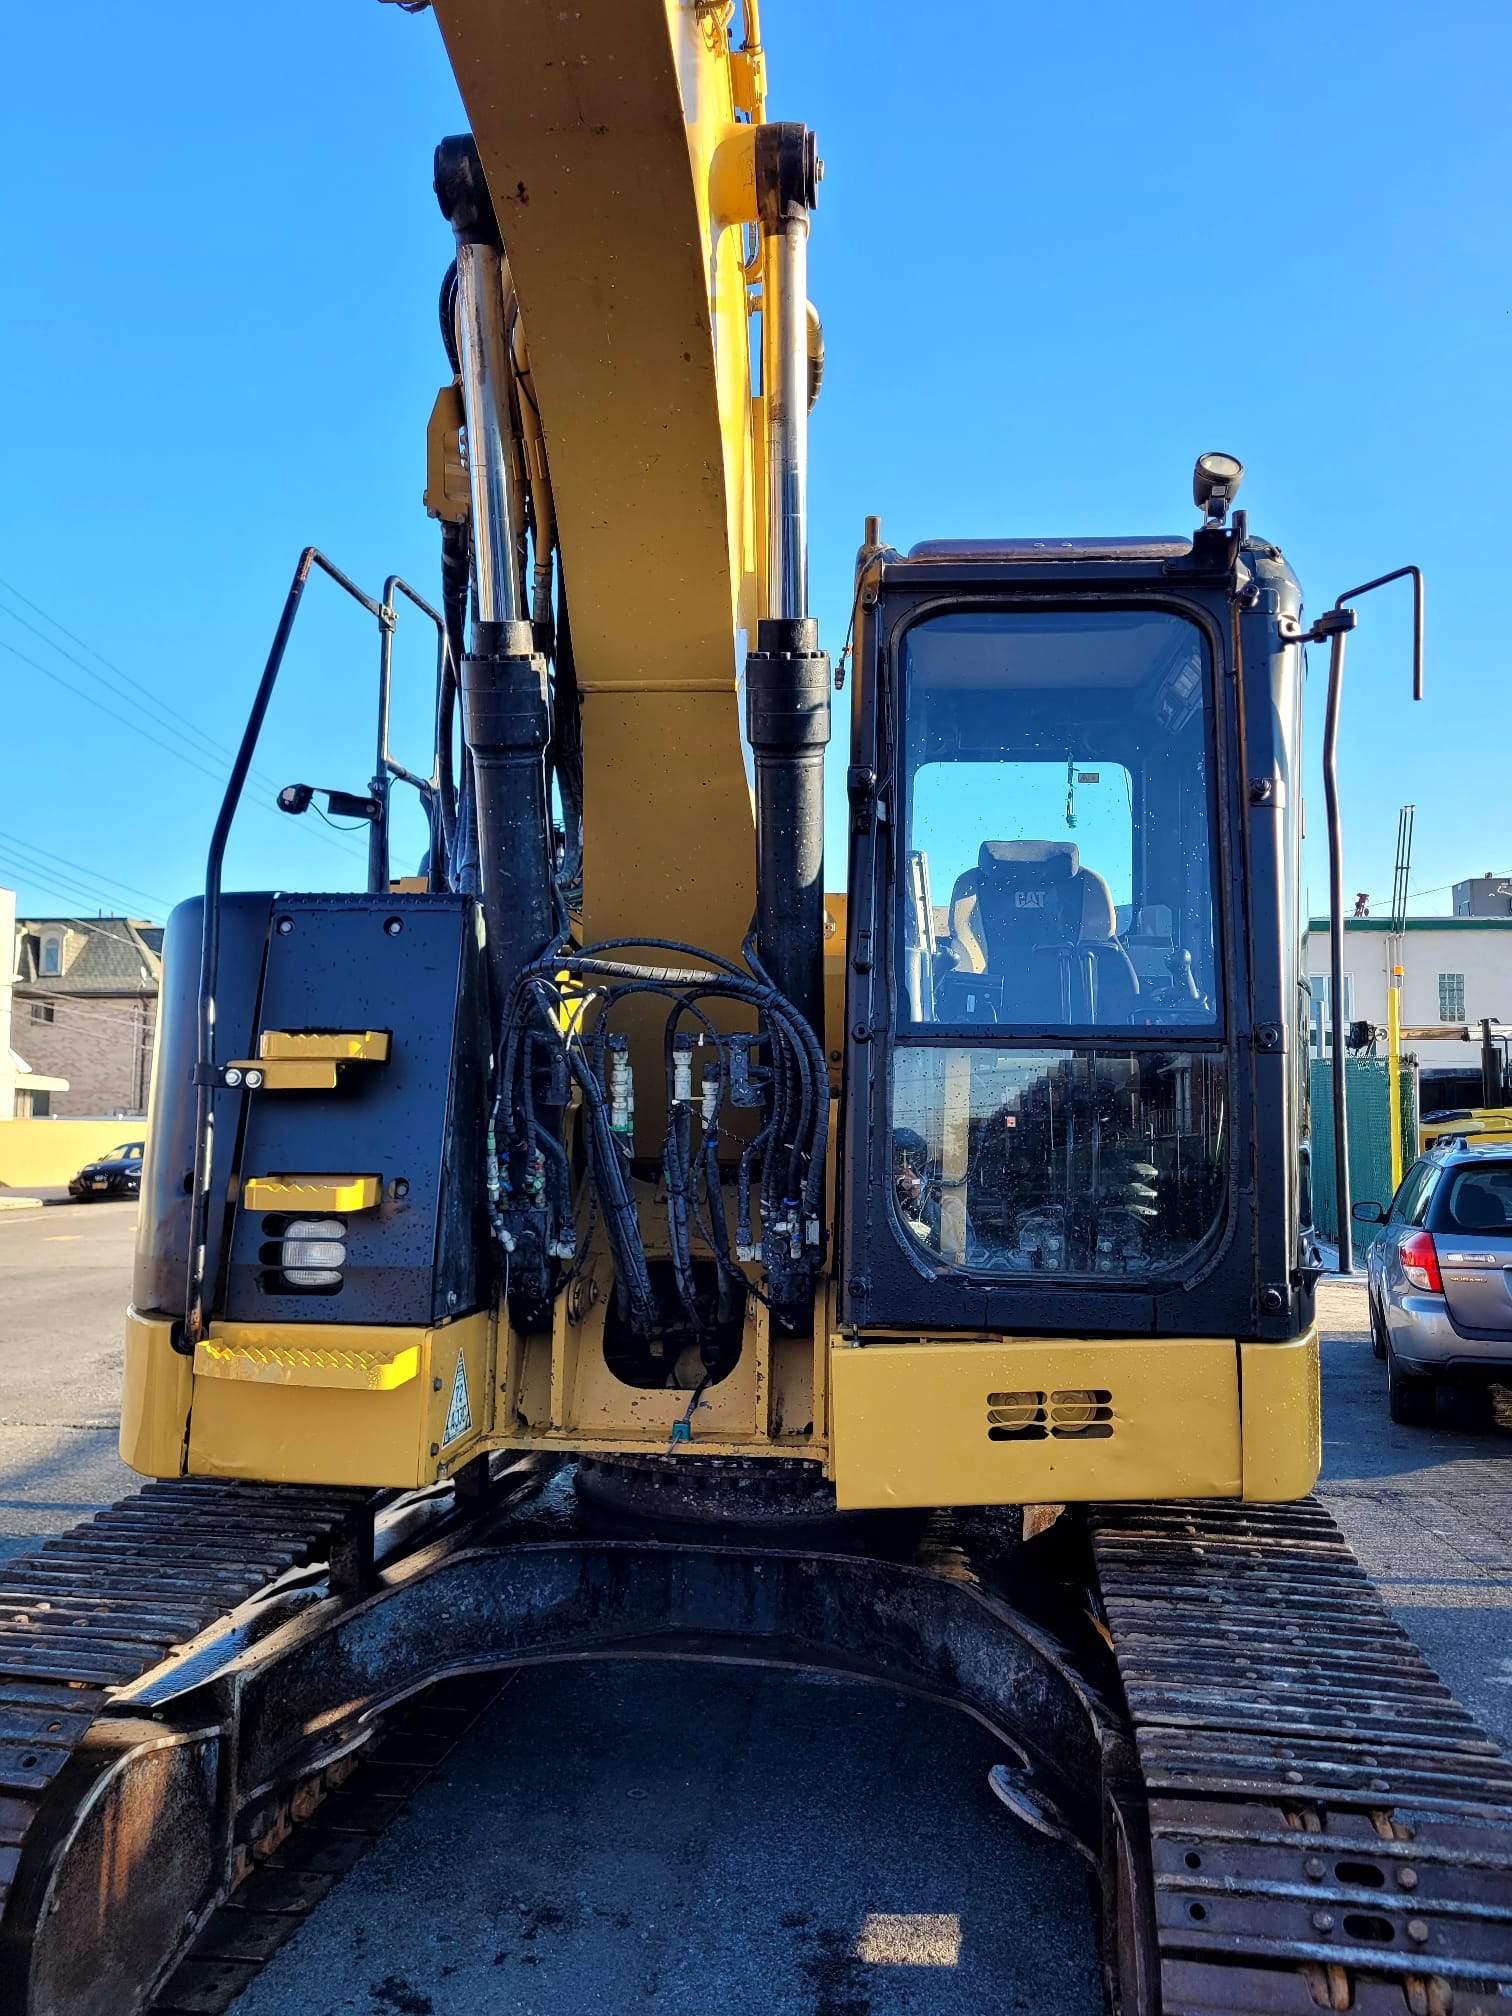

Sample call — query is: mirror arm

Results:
[1287,564,1424,1278]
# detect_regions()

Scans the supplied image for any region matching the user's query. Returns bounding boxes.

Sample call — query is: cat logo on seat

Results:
[1014,890,1047,909]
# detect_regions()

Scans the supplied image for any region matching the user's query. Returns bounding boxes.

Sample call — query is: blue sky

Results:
[2,1,1507,930]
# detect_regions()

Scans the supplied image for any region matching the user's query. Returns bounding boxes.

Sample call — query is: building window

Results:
[30,1001,55,1024]
[1310,974,1354,1054]
[38,934,62,978]
[31,1091,50,1118]
[1438,972,1466,1022]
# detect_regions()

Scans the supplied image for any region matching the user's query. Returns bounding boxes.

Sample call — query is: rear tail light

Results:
[1399,1229,1442,1293]
[281,1216,346,1287]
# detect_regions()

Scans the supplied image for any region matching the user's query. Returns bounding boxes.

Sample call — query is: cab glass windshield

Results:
[892,1046,1226,1278]
[888,603,1228,1281]
[897,606,1221,1031]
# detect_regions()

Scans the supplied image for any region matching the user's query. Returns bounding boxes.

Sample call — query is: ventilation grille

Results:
[986,1389,1115,1441]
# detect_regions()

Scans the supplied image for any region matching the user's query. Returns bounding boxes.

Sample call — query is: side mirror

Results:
[1352,1200,1385,1224]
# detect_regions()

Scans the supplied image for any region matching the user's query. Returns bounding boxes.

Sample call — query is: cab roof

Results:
[906,536,1193,562]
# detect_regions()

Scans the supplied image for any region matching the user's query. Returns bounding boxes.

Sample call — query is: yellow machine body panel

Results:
[122,1309,494,1490]
[829,1334,1320,1511]
[125,1302,1319,1506]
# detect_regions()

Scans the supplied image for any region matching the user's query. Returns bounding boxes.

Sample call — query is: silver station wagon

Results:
[1355,1142,1512,1424]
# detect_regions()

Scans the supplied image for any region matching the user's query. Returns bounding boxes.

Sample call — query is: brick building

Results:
[12,916,162,1117]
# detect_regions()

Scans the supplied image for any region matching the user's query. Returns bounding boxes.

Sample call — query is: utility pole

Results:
[1386,806,1414,1190]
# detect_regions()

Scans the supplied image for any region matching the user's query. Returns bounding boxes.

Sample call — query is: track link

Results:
[1090,1498,1512,2014]
[0,1479,371,1935]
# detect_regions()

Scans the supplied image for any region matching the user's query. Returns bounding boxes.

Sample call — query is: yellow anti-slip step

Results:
[195,1327,419,1391]
[222,1031,391,1093]
[242,1174,381,1213]
[258,1029,391,1063]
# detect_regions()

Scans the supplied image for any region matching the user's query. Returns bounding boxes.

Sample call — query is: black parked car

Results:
[67,1141,145,1201]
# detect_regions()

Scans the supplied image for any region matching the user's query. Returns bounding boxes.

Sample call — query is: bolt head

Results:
[276,916,293,935]
[1396,1868,1418,1891]
[1305,1857,1325,1879]
[1406,1918,1429,1943]
[384,916,404,937]
[1311,1911,1334,1933]
[224,1068,243,1088]
[245,1069,264,1089]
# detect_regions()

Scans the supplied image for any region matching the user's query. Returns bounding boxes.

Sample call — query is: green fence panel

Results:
[1308,1057,1419,1249]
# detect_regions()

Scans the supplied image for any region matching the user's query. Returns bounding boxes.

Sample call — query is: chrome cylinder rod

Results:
[762,210,810,620]
[454,240,524,628]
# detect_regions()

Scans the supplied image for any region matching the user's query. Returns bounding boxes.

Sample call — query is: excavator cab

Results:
[825,513,1329,1508]
[841,526,1304,1338]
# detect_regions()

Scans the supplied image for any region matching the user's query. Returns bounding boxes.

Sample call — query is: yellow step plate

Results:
[224,1058,339,1091]
[258,1029,391,1063]
[242,1174,381,1213]
[195,1335,420,1391]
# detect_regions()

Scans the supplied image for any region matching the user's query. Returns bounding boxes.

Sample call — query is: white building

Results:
[1305,914,1512,1070]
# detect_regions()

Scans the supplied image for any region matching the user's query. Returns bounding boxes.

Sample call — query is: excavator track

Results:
[1090,1500,1512,2014]
[0,1481,372,1939]
[0,1475,1509,2015]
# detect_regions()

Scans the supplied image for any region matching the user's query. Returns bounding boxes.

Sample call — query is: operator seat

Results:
[944,840,1138,1023]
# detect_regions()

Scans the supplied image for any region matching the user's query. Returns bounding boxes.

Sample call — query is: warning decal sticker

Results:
[443,1350,473,1445]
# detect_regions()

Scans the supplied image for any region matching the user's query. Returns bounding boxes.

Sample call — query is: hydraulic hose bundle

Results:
[489,938,828,1354]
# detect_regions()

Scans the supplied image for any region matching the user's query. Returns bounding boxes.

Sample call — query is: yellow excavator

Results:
[3,6,1508,2014]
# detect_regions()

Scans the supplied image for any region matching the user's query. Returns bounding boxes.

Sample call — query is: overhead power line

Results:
[0,576,368,867]
[0,586,283,794]
[0,846,166,926]
[1,634,242,790]
[0,831,174,913]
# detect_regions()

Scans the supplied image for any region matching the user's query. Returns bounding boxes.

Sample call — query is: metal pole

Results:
[1323,625,1352,1272]
[1482,1018,1499,1109]
[453,242,523,629]
[1387,965,1403,1191]
[762,209,809,620]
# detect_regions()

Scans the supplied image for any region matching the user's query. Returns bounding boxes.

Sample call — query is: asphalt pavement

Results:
[0,1214,1508,2016]
[1315,1271,1512,1740]
[0,1193,140,1564]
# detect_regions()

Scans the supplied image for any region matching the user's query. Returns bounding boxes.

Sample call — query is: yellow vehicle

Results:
[1415,1021,1512,1149]
[5,7,1508,2014]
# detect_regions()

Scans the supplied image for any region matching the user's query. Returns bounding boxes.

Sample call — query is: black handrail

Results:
[372,574,447,892]
[181,548,430,1348]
